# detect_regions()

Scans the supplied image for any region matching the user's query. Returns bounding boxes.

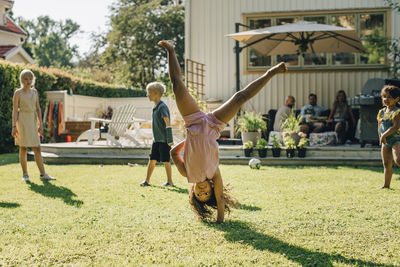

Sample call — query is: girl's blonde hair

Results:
[146,82,166,95]
[19,69,36,88]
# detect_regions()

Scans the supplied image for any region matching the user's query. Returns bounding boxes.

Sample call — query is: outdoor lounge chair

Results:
[76,104,140,147]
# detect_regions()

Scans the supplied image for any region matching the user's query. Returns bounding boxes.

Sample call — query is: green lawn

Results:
[0,153,399,266]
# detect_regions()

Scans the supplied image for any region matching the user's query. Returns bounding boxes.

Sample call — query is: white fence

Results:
[45,90,181,123]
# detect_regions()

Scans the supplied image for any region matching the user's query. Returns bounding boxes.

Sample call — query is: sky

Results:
[12,0,115,57]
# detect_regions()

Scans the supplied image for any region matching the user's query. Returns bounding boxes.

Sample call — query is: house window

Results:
[276,17,299,66]
[330,15,356,65]
[245,10,387,70]
[360,13,385,64]
[248,18,271,67]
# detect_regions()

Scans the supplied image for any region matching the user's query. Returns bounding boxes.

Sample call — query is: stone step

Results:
[40,143,381,158]
[34,152,382,167]
[35,142,382,166]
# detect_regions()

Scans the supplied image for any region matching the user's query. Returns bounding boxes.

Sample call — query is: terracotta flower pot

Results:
[241,131,261,146]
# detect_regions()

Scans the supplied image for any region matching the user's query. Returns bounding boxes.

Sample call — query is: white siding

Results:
[185,0,398,113]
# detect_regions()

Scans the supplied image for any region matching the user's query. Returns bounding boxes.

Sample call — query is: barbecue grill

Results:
[349,78,400,147]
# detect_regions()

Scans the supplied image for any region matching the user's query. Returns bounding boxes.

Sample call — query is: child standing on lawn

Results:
[377,85,400,189]
[158,40,287,223]
[140,82,174,187]
[11,69,56,182]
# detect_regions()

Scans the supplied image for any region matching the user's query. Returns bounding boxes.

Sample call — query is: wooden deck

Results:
[33,141,382,167]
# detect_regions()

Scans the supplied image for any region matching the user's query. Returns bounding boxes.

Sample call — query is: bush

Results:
[0,60,146,153]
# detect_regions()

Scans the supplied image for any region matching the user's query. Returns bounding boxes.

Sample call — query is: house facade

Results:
[184,0,399,112]
[0,0,33,64]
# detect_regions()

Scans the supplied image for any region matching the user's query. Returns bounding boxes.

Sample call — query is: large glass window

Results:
[248,18,271,67]
[276,17,299,66]
[360,13,385,64]
[330,15,356,65]
[303,16,327,66]
[245,10,387,70]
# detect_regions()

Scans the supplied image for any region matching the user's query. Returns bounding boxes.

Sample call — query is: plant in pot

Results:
[270,134,281,157]
[243,140,254,157]
[236,111,267,145]
[284,135,296,158]
[256,138,268,158]
[281,109,301,145]
[297,132,309,158]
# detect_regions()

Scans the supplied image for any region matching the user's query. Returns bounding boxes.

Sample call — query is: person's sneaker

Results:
[162,182,174,187]
[40,173,56,181]
[22,174,30,182]
[140,181,150,186]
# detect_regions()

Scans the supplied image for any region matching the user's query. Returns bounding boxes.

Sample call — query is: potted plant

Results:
[284,135,296,158]
[243,140,254,157]
[236,111,267,145]
[281,109,301,145]
[270,134,281,157]
[256,138,268,158]
[297,132,309,158]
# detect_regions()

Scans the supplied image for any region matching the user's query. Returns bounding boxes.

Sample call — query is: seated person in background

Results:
[299,93,327,134]
[273,95,295,132]
[327,90,356,144]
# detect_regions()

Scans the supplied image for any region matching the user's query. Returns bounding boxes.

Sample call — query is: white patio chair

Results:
[76,104,139,147]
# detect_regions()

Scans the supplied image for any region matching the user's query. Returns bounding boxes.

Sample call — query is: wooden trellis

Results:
[185,59,205,101]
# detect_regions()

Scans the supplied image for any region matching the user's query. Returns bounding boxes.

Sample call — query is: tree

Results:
[16,16,80,68]
[101,0,184,88]
[384,0,400,78]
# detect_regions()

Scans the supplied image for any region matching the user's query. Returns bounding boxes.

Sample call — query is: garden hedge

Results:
[0,60,146,153]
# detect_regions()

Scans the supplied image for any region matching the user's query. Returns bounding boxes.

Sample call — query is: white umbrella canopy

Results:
[227,21,364,55]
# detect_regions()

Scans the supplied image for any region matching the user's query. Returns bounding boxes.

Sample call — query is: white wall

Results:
[0,31,22,45]
[185,0,398,113]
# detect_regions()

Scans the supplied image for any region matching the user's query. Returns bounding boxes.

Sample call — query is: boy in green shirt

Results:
[140,82,174,186]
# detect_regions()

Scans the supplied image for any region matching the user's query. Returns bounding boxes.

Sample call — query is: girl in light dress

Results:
[11,69,55,182]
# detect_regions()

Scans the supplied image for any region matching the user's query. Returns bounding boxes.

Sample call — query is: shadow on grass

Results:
[152,185,189,194]
[270,165,392,175]
[208,220,390,267]
[237,203,261,211]
[0,202,20,208]
[0,153,19,166]
[28,181,83,207]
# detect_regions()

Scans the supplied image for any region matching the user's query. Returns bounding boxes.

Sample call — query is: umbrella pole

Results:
[234,23,253,92]
[235,23,242,92]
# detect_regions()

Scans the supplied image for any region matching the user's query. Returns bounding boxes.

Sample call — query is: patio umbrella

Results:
[226,20,364,56]
[227,20,364,92]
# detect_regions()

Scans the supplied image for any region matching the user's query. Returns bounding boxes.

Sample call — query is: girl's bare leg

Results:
[213,62,288,123]
[32,146,45,175]
[158,40,200,117]
[381,145,393,188]
[19,147,28,175]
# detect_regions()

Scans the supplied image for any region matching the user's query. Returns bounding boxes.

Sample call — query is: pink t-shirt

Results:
[183,111,226,183]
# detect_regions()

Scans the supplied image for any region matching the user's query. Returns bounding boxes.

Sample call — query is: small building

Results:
[0,0,33,64]
[184,0,398,112]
